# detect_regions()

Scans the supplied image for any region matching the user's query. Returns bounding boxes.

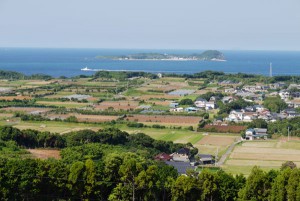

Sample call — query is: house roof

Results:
[165,161,193,174]
[195,98,207,102]
[177,148,190,155]
[154,153,172,161]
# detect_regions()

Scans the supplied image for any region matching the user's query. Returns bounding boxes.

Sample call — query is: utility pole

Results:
[132,182,135,201]
[215,147,219,166]
[288,126,290,141]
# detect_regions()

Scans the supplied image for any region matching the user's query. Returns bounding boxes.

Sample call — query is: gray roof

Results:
[165,161,193,174]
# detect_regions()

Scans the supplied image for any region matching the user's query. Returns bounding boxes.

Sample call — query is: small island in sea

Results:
[96,50,226,61]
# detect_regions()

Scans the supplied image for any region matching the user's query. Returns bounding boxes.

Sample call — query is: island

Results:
[96,50,226,61]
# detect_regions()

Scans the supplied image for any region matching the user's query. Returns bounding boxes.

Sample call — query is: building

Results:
[194,98,207,108]
[154,153,172,161]
[169,102,179,108]
[198,154,214,165]
[165,161,193,175]
[171,148,190,162]
[244,128,268,140]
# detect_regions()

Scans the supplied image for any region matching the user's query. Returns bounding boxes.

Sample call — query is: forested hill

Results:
[96,50,226,61]
[0,70,52,80]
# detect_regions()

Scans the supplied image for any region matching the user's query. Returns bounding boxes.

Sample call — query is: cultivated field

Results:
[1,107,51,113]
[125,114,202,125]
[195,135,239,158]
[94,101,139,110]
[222,139,300,176]
[0,96,32,100]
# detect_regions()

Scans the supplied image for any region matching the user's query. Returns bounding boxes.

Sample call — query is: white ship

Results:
[81,67,91,71]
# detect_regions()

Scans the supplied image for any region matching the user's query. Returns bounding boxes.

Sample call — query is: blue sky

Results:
[0,0,299,50]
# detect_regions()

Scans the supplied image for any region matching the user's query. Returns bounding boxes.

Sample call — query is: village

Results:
[0,70,300,175]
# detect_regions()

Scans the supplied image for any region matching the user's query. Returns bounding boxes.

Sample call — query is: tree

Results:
[199,170,219,201]
[179,99,194,106]
[270,168,292,201]
[238,166,270,201]
[286,169,300,201]
[171,175,201,201]
[281,161,297,170]
[263,96,288,113]
[248,119,268,129]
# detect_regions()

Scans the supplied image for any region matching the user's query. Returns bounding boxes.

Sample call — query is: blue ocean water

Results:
[0,48,299,77]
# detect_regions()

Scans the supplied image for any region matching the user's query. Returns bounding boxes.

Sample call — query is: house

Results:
[169,102,179,108]
[205,102,216,110]
[291,92,300,98]
[209,96,220,102]
[171,148,190,162]
[254,105,265,112]
[281,108,300,118]
[194,98,207,108]
[244,128,268,140]
[198,154,214,165]
[154,153,172,161]
[185,107,199,112]
[279,90,290,100]
[227,110,244,122]
[170,107,184,112]
[222,96,234,104]
[270,82,286,89]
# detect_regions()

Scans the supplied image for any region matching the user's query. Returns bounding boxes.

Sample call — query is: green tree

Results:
[238,166,270,201]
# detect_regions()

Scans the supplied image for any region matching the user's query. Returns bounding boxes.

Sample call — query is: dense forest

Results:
[0,126,299,200]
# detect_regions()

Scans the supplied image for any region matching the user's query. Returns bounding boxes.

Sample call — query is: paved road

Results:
[216,139,242,166]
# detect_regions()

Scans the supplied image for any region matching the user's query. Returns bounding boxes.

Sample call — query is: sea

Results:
[0,48,300,78]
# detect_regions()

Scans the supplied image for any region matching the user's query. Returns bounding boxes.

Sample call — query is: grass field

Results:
[222,139,300,176]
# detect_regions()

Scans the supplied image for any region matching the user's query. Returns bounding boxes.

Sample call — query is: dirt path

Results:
[217,139,242,166]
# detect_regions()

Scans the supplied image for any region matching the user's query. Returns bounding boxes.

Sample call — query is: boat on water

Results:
[81,67,91,71]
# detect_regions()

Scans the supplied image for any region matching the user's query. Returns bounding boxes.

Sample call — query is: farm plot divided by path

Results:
[222,140,300,176]
[194,135,239,158]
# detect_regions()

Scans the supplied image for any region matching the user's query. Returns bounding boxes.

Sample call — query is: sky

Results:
[0,0,300,50]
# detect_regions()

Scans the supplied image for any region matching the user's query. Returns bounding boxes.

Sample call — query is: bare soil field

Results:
[27,149,61,159]
[147,100,172,106]
[47,113,118,123]
[0,96,32,100]
[36,101,89,108]
[94,101,139,110]
[125,114,202,124]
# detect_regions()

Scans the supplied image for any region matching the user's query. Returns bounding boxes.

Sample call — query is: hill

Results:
[96,50,226,61]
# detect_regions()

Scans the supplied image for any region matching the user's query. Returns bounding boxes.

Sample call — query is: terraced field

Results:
[222,139,300,176]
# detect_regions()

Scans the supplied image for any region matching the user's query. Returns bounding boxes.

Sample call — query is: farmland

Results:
[223,139,300,175]
[1,70,300,177]
[125,114,202,126]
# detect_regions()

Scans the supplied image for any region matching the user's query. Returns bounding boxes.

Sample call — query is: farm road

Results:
[217,139,242,166]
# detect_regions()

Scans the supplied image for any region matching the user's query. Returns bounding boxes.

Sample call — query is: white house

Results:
[194,98,207,108]
[205,102,216,110]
